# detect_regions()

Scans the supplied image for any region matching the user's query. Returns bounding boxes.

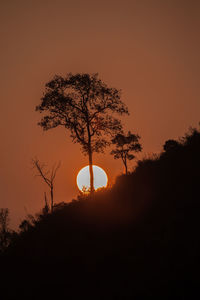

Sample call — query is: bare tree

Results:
[32,158,60,213]
[110,131,142,174]
[36,73,128,192]
[43,191,50,214]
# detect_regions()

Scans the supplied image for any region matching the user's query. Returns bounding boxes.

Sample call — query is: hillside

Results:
[1,127,200,299]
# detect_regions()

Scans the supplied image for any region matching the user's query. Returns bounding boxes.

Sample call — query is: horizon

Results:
[1,0,200,229]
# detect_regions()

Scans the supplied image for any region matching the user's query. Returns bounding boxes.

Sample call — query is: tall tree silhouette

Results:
[36,73,128,192]
[32,158,60,212]
[111,131,142,174]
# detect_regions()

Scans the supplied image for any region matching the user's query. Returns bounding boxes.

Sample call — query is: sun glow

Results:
[76,165,108,192]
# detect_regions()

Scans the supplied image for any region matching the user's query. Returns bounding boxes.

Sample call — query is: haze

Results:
[1,0,200,228]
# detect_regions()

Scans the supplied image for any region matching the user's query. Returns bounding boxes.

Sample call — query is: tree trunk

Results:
[124,158,128,175]
[50,186,53,213]
[88,148,94,193]
[44,192,49,214]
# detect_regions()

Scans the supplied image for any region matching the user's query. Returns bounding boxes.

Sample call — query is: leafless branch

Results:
[32,158,61,212]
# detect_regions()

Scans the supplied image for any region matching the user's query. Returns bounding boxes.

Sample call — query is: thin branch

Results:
[32,159,51,187]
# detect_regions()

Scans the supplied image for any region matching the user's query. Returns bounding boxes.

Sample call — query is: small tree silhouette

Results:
[36,73,129,192]
[32,158,60,213]
[111,131,142,174]
[0,208,10,251]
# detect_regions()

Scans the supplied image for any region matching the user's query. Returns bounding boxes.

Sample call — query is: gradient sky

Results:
[1,0,200,228]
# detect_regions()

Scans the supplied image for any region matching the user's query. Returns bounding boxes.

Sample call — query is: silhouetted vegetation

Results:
[36,73,128,192]
[1,127,200,299]
[0,209,16,253]
[32,158,60,212]
[110,131,142,174]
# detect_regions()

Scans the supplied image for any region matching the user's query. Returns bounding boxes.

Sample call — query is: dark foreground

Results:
[1,128,200,299]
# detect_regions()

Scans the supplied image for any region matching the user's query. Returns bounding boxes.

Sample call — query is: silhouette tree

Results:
[36,73,128,192]
[111,131,142,174]
[0,208,10,251]
[32,158,60,212]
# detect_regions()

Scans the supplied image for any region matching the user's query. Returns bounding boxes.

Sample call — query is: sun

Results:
[76,165,108,192]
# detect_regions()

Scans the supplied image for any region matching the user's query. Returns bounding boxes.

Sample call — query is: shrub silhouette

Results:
[2,127,200,299]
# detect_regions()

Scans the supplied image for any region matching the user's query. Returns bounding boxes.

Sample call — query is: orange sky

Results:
[1,0,200,228]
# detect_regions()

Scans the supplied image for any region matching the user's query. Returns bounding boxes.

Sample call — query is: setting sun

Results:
[76,165,108,192]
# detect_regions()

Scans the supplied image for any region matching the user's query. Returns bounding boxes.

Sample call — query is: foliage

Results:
[36,73,129,192]
[110,131,142,174]
[19,214,36,233]
[163,139,180,152]
[36,73,128,154]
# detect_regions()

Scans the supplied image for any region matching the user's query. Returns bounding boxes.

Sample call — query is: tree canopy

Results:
[36,73,129,192]
[111,131,142,174]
